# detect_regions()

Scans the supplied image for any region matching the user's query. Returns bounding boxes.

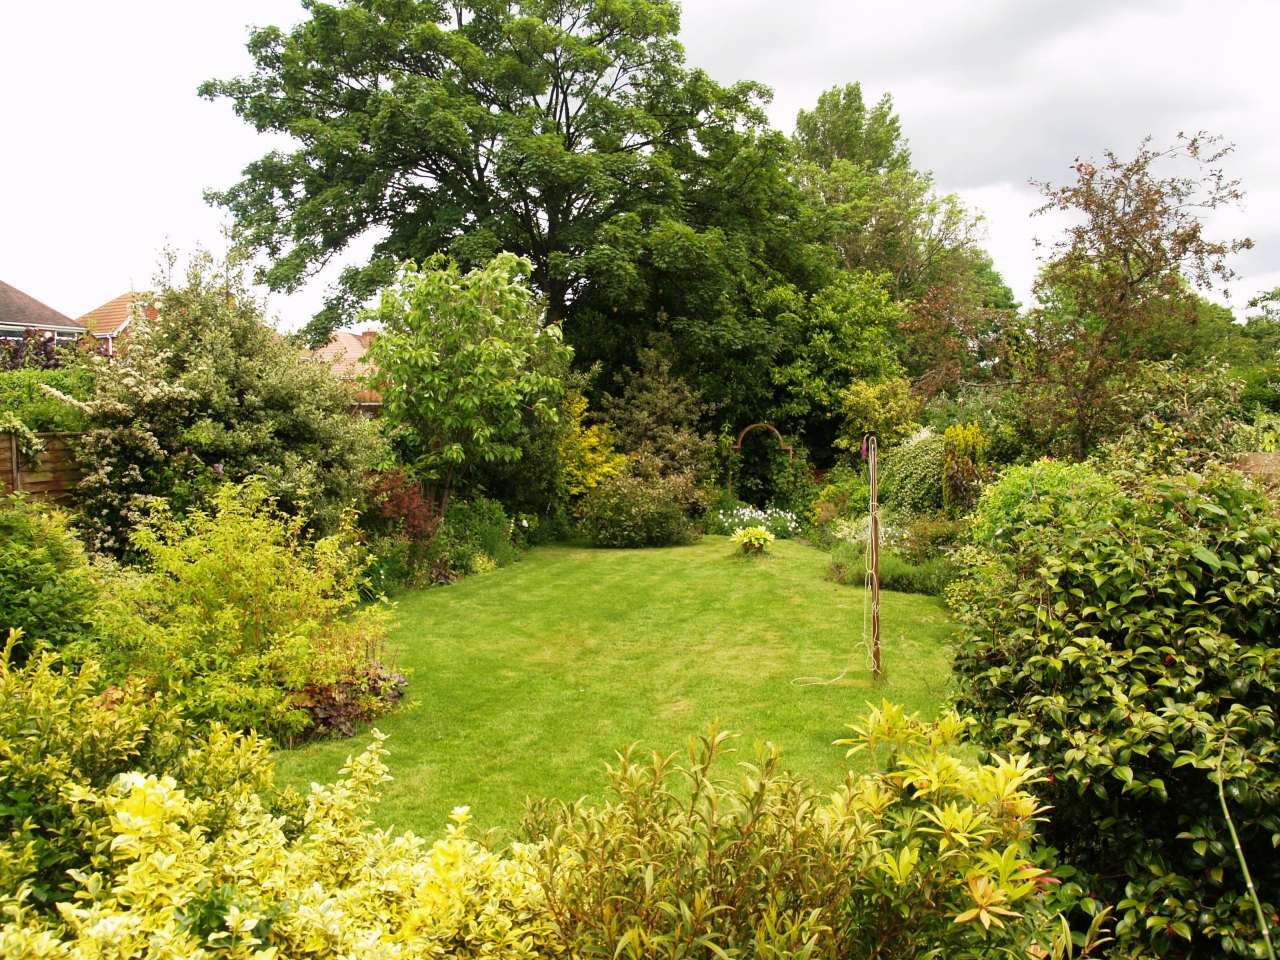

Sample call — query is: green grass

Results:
[275,537,957,837]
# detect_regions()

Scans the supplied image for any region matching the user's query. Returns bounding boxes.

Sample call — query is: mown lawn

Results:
[276,537,956,837]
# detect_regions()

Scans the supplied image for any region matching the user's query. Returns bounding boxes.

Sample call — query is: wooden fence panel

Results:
[0,432,83,506]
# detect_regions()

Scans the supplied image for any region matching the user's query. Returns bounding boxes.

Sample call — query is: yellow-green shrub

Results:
[558,391,626,502]
[84,479,398,741]
[1,656,1097,960]
[0,652,559,959]
[523,703,1097,959]
[0,645,277,915]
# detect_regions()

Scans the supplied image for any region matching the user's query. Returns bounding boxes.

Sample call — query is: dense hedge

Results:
[949,464,1280,957]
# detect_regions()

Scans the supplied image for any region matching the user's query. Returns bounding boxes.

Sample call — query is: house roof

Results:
[0,280,84,335]
[313,330,376,379]
[76,291,150,337]
[311,330,380,404]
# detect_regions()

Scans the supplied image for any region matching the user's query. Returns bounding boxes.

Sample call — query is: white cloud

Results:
[2,0,1276,328]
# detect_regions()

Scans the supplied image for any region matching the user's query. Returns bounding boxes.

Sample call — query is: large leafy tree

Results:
[203,0,768,344]
[365,253,571,511]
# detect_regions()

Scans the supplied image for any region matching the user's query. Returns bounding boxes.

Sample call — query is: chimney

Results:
[360,329,377,349]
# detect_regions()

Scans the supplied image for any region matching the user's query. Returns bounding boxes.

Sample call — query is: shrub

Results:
[0,658,559,958]
[579,465,701,548]
[435,495,519,573]
[0,364,95,432]
[969,459,1121,548]
[895,510,966,564]
[0,495,96,662]
[949,465,1280,957]
[599,335,717,480]
[85,480,398,742]
[0,647,277,916]
[66,250,383,555]
[360,468,441,589]
[828,540,958,596]
[836,377,921,449]
[879,427,945,516]
[706,503,802,539]
[729,525,774,554]
[943,420,987,515]
[365,253,570,513]
[559,390,627,502]
[521,704,1088,960]
[809,463,870,524]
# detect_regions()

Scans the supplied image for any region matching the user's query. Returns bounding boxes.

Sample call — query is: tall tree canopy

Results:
[1006,134,1253,457]
[202,0,770,345]
[793,84,1016,397]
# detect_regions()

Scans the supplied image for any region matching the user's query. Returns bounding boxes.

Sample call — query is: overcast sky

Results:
[3,0,1277,328]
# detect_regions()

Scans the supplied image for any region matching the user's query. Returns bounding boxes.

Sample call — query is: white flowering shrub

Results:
[707,504,802,539]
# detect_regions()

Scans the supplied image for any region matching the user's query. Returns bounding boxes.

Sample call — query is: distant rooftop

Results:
[0,280,83,335]
[77,291,152,337]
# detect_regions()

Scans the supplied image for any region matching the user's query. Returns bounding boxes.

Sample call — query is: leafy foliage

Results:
[0,647,278,916]
[0,365,95,433]
[67,251,383,555]
[1007,135,1252,458]
[84,480,396,742]
[968,459,1121,549]
[729,525,774,553]
[879,427,945,516]
[836,377,921,450]
[558,391,627,502]
[943,420,988,516]
[0,497,96,663]
[522,704,1086,960]
[366,254,570,511]
[949,464,1280,957]
[579,465,701,549]
[202,0,771,339]
[434,495,519,574]
[599,336,717,480]
[0,666,558,959]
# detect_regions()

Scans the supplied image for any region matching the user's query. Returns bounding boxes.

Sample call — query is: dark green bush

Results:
[579,467,700,548]
[949,465,1280,957]
[435,495,519,572]
[0,495,97,662]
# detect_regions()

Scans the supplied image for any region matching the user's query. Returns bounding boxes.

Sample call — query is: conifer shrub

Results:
[0,495,97,662]
[950,464,1280,957]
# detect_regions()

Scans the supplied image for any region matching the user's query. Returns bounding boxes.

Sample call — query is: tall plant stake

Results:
[867,431,881,679]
